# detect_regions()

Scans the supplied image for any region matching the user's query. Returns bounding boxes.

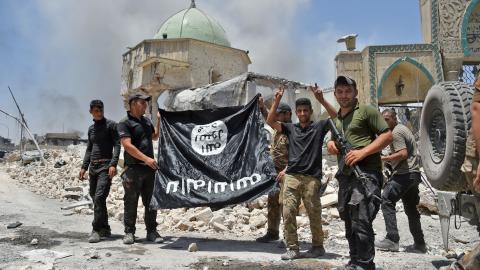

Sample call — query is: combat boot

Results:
[305,245,326,258]
[146,230,164,243]
[123,233,135,245]
[374,238,399,252]
[281,249,301,260]
[88,231,101,243]
[99,228,111,238]
[256,232,279,243]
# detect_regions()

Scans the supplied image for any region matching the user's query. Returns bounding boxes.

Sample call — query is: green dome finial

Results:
[153,0,231,47]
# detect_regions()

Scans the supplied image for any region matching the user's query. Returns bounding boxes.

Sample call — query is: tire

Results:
[419,81,474,191]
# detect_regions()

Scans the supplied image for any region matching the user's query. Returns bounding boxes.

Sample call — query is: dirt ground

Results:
[0,169,479,270]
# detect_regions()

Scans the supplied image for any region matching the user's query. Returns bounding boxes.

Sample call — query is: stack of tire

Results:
[420,82,474,192]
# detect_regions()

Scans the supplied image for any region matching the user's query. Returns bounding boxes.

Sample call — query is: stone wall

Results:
[120,39,250,105]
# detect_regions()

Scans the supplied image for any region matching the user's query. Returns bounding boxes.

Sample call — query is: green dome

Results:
[154,2,231,47]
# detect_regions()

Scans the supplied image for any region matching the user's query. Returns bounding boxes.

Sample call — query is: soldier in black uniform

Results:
[80,100,120,243]
[117,93,161,245]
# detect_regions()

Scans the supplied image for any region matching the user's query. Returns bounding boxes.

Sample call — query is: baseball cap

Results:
[334,75,357,90]
[276,103,292,113]
[128,93,151,104]
[90,99,104,109]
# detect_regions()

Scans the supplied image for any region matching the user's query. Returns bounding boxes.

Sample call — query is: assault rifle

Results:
[327,118,381,203]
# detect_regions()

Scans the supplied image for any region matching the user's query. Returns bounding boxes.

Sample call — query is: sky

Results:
[0,0,422,141]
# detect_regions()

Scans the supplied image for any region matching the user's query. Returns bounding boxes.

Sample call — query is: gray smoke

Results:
[2,0,368,140]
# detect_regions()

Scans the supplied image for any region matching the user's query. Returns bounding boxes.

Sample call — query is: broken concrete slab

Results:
[321,194,338,208]
[6,221,22,229]
[328,208,340,218]
[249,214,267,228]
[188,243,198,252]
[189,208,213,223]
[211,222,228,232]
[21,249,72,264]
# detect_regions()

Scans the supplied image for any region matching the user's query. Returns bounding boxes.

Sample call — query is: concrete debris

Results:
[84,249,99,259]
[321,193,338,208]
[211,222,228,232]
[7,221,22,229]
[2,146,439,240]
[442,249,458,259]
[249,209,267,228]
[323,185,336,195]
[30,238,39,245]
[54,160,67,168]
[188,243,199,252]
[328,208,340,219]
[190,208,213,223]
[175,220,193,231]
[209,214,225,225]
[21,249,72,264]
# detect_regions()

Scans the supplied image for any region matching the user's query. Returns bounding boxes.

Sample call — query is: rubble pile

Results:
[1,146,437,241]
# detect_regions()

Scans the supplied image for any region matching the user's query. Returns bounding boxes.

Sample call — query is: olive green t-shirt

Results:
[332,99,389,173]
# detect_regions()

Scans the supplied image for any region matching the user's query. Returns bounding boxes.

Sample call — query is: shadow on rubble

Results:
[0,225,89,248]
[160,236,341,259]
[431,259,454,269]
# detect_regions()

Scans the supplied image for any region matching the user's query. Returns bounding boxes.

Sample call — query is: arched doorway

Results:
[377,57,434,104]
[377,57,435,139]
[461,0,480,57]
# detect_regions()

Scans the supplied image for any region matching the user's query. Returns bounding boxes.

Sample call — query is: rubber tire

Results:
[419,81,474,191]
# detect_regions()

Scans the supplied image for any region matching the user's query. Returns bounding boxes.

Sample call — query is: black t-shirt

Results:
[117,112,155,165]
[281,120,329,178]
[81,118,121,169]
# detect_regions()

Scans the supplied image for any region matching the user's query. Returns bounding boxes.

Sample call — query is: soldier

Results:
[327,75,392,270]
[375,109,426,253]
[256,100,292,243]
[440,74,480,270]
[471,74,480,193]
[117,93,162,245]
[266,85,337,260]
[79,100,121,243]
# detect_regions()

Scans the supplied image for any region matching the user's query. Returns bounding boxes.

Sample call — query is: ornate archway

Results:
[461,0,480,56]
[377,57,434,104]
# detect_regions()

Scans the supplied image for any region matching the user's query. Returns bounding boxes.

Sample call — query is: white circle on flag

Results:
[191,120,228,156]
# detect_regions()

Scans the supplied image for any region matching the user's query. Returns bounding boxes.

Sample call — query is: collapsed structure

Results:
[120,0,336,123]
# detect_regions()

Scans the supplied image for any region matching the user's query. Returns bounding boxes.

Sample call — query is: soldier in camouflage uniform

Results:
[256,102,292,243]
[266,85,337,260]
[441,74,480,270]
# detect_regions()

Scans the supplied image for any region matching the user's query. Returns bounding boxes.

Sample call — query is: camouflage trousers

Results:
[266,181,283,236]
[442,241,480,270]
[283,173,324,251]
[462,156,479,193]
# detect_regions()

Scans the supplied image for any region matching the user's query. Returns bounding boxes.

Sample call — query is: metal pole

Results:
[8,86,28,128]
[8,86,28,154]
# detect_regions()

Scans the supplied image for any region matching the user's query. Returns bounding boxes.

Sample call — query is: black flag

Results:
[150,95,276,209]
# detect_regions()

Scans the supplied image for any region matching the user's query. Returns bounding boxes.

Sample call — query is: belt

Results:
[90,159,111,164]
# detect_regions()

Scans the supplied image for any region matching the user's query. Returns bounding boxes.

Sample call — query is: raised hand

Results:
[274,86,285,101]
[259,95,265,110]
[310,83,324,103]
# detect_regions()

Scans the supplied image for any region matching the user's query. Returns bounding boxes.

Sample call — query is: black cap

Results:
[128,93,151,104]
[276,103,292,113]
[334,75,357,90]
[90,99,104,109]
